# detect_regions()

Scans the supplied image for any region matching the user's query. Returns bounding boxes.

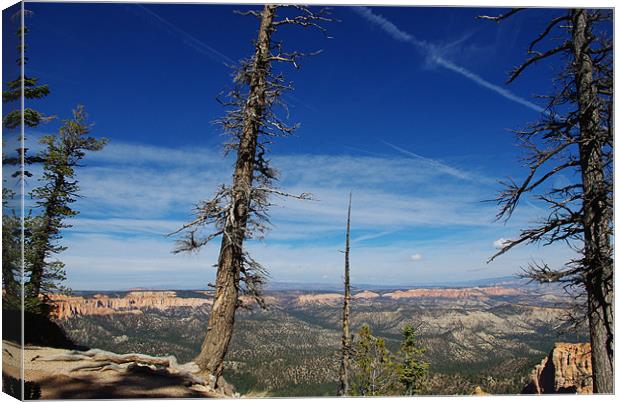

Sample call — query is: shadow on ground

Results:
[3,308,85,350]
[37,368,213,399]
[2,373,42,400]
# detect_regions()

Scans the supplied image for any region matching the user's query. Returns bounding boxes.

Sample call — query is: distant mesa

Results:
[51,291,212,320]
[522,342,592,394]
[50,286,528,317]
[238,295,278,308]
[383,286,523,300]
[353,290,380,299]
[295,293,342,305]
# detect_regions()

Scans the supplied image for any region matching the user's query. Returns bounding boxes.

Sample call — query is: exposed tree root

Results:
[32,349,212,390]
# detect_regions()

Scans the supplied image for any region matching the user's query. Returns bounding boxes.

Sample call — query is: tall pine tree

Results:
[481,8,613,392]
[350,324,399,396]
[2,9,51,167]
[25,106,107,314]
[396,324,428,395]
[172,5,332,387]
[2,8,50,308]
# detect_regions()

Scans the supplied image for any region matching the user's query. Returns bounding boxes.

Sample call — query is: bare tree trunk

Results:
[571,8,614,394]
[338,192,352,396]
[192,5,276,386]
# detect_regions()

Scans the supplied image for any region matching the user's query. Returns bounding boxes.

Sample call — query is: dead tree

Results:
[481,9,613,393]
[338,192,352,396]
[171,5,331,387]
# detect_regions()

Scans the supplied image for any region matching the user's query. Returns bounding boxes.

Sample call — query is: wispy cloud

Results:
[352,7,545,114]
[352,230,395,244]
[49,140,568,289]
[63,231,575,289]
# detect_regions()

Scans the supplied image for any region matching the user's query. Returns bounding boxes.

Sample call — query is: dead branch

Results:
[528,15,570,52]
[253,187,313,200]
[477,8,525,23]
[488,215,580,262]
[495,139,575,220]
[508,43,571,83]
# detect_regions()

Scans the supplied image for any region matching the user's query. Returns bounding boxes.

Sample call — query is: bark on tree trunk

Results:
[29,219,50,297]
[28,179,61,299]
[571,8,614,394]
[193,5,277,386]
[338,192,352,396]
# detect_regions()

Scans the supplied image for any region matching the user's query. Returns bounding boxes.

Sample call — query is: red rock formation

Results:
[383,286,522,299]
[353,290,380,299]
[238,295,278,308]
[296,293,342,305]
[522,342,592,394]
[49,286,523,316]
[50,291,212,320]
[472,386,490,395]
[293,286,522,304]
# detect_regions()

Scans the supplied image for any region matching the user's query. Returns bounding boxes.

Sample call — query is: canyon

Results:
[50,285,531,319]
[46,282,586,396]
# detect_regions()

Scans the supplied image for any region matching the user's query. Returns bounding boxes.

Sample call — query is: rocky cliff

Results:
[50,286,529,317]
[51,291,212,319]
[522,342,592,394]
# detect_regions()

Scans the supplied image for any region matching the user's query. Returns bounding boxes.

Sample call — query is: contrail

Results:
[134,4,234,66]
[432,57,545,113]
[383,141,474,181]
[133,5,318,112]
[352,7,544,114]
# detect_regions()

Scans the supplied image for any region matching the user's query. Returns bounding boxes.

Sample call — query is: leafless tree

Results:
[481,8,613,393]
[171,5,332,388]
[338,192,352,396]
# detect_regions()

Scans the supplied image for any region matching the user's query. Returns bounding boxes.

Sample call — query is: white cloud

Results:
[67,140,510,236]
[62,233,577,290]
[23,139,574,289]
[493,238,511,249]
[410,253,422,262]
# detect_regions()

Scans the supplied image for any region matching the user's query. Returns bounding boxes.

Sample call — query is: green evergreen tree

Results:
[2,9,50,308]
[2,189,22,309]
[24,106,107,314]
[350,324,399,396]
[396,324,429,395]
[2,10,51,133]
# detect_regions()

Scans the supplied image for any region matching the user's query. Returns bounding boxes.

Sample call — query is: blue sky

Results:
[14,2,584,289]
